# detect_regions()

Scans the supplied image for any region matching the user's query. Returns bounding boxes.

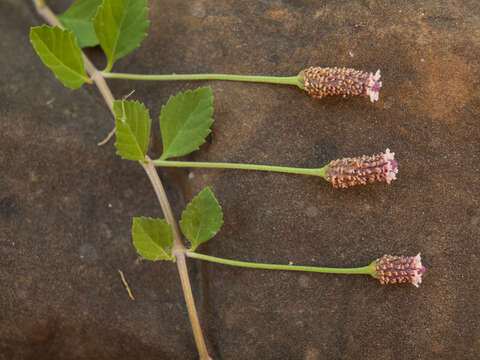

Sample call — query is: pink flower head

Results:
[325,148,398,189]
[373,253,426,287]
[301,67,382,103]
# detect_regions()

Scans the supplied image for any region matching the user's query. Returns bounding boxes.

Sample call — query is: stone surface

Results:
[1,0,479,359]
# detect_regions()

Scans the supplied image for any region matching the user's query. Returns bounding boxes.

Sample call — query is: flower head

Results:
[372,253,426,287]
[301,66,382,102]
[325,148,398,189]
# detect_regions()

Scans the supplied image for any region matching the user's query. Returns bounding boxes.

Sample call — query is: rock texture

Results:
[1,0,479,359]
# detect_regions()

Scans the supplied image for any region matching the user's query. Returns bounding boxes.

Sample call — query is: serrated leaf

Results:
[58,0,102,48]
[180,187,223,251]
[30,25,90,89]
[132,217,174,261]
[113,100,151,161]
[159,87,214,160]
[93,0,149,71]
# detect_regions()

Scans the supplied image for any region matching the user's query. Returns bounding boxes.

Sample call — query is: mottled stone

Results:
[1,0,479,359]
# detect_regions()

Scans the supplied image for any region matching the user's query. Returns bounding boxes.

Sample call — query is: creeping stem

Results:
[186,252,375,276]
[152,159,328,178]
[33,3,212,358]
[102,72,304,88]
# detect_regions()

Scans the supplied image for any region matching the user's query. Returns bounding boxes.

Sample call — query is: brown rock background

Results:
[1,0,479,359]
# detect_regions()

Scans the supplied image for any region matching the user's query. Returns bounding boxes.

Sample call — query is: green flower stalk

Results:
[101,66,382,103]
[152,149,398,189]
[186,252,425,287]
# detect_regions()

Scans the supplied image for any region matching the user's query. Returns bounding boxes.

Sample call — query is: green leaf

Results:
[58,0,102,48]
[113,100,151,161]
[30,25,90,89]
[93,0,149,71]
[180,187,223,251]
[159,87,214,160]
[132,217,174,261]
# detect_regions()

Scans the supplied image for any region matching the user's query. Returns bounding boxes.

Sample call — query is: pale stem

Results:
[153,159,328,178]
[33,2,212,359]
[32,1,114,117]
[186,252,375,276]
[141,158,211,360]
[141,158,184,251]
[102,72,304,88]
[176,255,212,360]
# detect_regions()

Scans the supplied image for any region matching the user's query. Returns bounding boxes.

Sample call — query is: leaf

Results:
[180,187,223,251]
[30,25,90,89]
[58,0,103,48]
[132,217,174,261]
[114,100,151,161]
[159,87,214,160]
[93,0,149,71]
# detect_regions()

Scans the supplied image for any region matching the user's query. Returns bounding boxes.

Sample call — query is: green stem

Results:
[186,251,375,276]
[102,72,304,88]
[152,159,328,178]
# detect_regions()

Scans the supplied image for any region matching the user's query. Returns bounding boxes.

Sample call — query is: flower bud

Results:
[300,67,382,102]
[325,148,398,189]
[373,253,425,287]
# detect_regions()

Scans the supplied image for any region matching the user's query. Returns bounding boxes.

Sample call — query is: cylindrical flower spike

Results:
[300,66,382,102]
[372,253,426,287]
[325,148,398,189]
